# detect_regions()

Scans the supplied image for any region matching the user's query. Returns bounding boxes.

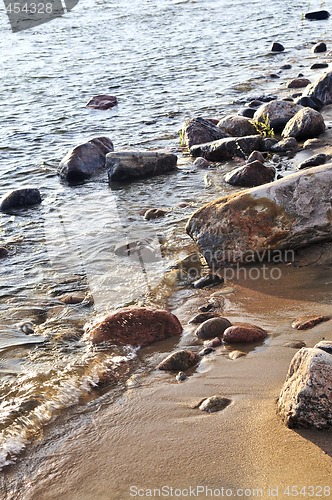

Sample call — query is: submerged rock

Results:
[282,107,325,140]
[224,160,275,187]
[0,188,42,212]
[186,164,332,269]
[305,11,330,20]
[271,42,285,52]
[277,346,332,428]
[292,315,330,330]
[107,151,177,182]
[312,42,327,53]
[283,341,307,349]
[87,307,182,346]
[228,350,247,359]
[58,137,114,182]
[157,349,200,371]
[144,208,168,220]
[223,323,267,344]
[86,95,118,110]
[190,135,264,161]
[303,70,332,105]
[182,117,229,149]
[195,317,232,340]
[253,100,302,133]
[217,115,257,137]
[198,395,232,413]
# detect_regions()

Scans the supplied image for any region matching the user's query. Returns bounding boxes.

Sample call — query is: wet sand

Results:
[1,252,332,500]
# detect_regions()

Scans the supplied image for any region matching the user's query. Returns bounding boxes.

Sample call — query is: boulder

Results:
[282,107,325,140]
[224,161,275,187]
[271,42,285,52]
[58,137,114,182]
[157,349,200,371]
[107,151,177,183]
[287,78,311,89]
[310,62,328,69]
[277,347,332,428]
[303,71,332,105]
[188,312,220,325]
[86,95,118,110]
[294,95,323,111]
[195,317,232,340]
[186,164,332,269]
[305,11,330,20]
[238,108,256,118]
[291,315,330,330]
[190,135,264,161]
[144,208,168,220]
[0,188,42,212]
[217,115,257,137]
[87,307,182,346]
[223,323,267,343]
[270,137,299,153]
[253,100,302,133]
[181,117,229,149]
[312,42,327,53]
[297,153,327,170]
[315,340,332,354]
[193,157,212,169]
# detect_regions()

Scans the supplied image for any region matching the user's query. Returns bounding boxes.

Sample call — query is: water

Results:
[0,0,331,469]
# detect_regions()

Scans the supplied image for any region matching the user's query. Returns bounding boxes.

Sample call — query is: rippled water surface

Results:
[0,0,331,468]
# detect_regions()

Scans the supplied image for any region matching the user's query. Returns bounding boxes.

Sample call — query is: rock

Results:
[190,135,264,162]
[310,62,328,69]
[312,42,327,53]
[295,96,324,111]
[176,371,188,382]
[193,157,212,169]
[223,323,267,344]
[107,151,178,183]
[287,78,311,89]
[297,153,327,170]
[114,238,161,263]
[305,10,330,20]
[195,317,232,340]
[0,188,42,212]
[181,117,229,149]
[280,64,292,70]
[238,108,256,118]
[271,42,285,52]
[277,347,332,428]
[199,347,215,356]
[292,315,330,330]
[157,349,200,371]
[303,70,332,105]
[59,293,87,305]
[188,312,220,324]
[198,395,232,413]
[315,340,332,354]
[224,161,275,187]
[198,303,215,313]
[87,307,182,346]
[217,115,257,137]
[262,137,279,151]
[0,247,9,258]
[303,138,321,148]
[270,137,299,153]
[144,208,168,220]
[253,100,302,133]
[228,350,247,359]
[186,164,332,269]
[247,150,265,163]
[283,341,307,349]
[58,137,114,182]
[193,274,224,289]
[204,337,222,348]
[282,108,325,140]
[19,322,35,335]
[85,95,117,110]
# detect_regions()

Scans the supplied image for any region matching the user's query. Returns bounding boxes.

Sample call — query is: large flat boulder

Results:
[186,164,332,269]
[190,135,264,161]
[277,345,332,429]
[107,151,177,183]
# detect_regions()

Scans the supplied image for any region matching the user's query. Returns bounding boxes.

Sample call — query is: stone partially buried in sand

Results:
[223,323,267,344]
[198,395,232,413]
[157,349,200,371]
[292,315,330,330]
[87,307,182,347]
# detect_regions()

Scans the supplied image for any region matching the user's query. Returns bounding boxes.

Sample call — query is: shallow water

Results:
[0,0,332,468]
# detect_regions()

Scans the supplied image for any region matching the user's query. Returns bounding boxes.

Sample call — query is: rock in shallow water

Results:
[303,70,332,105]
[277,346,332,428]
[107,151,178,183]
[195,317,232,340]
[223,323,267,344]
[157,350,200,371]
[190,135,263,162]
[224,161,275,187]
[87,307,182,346]
[0,188,42,212]
[182,117,229,149]
[85,95,118,110]
[292,315,330,330]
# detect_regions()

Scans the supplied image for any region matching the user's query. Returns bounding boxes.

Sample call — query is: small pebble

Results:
[198,395,232,413]
[204,337,222,348]
[228,350,247,360]
[176,371,188,382]
[198,347,215,357]
[283,341,306,349]
[19,322,35,335]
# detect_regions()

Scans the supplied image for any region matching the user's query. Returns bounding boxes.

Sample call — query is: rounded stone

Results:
[195,317,232,340]
[223,323,267,344]
[157,350,200,372]
[198,395,232,413]
[188,312,220,324]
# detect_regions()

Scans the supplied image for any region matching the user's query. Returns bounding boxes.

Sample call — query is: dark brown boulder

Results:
[190,135,264,161]
[87,307,182,346]
[297,153,327,170]
[195,317,232,340]
[182,117,229,149]
[224,161,275,187]
[58,137,114,183]
[303,71,332,105]
[157,350,200,371]
[0,188,42,212]
[287,78,311,89]
[223,323,267,343]
[86,95,118,110]
[217,115,257,137]
[107,151,177,183]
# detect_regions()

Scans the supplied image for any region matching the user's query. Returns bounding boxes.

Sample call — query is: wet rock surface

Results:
[85,95,118,110]
[292,315,330,330]
[157,349,200,371]
[190,135,264,161]
[0,188,42,212]
[195,317,232,340]
[297,153,327,170]
[107,151,178,182]
[224,160,275,187]
[188,312,220,324]
[223,323,267,344]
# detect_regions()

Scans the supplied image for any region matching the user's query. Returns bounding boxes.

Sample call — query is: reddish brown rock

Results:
[195,317,232,340]
[292,315,330,330]
[287,78,311,89]
[223,323,267,344]
[86,95,118,110]
[157,349,200,371]
[87,307,182,346]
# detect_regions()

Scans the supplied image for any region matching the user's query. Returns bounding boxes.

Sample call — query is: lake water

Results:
[0,0,331,469]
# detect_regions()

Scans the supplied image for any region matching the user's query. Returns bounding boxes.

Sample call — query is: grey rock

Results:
[315,340,332,354]
[176,371,188,382]
[303,70,332,105]
[282,107,325,140]
[157,350,200,372]
[198,395,232,413]
[182,117,229,149]
[0,188,42,212]
[217,115,257,137]
[188,312,220,324]
[190,135,264,162]
[193,157,212,169]
[283,341,307,349]
[144,208,168,220]
[277,347,332,428]
[253,100,302,133]
[107,151,178,183]
[270,137,299,153]
[224,161,275,187]
[297,153,327,170]
[195,317,232,340]
[186,164,332,269]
